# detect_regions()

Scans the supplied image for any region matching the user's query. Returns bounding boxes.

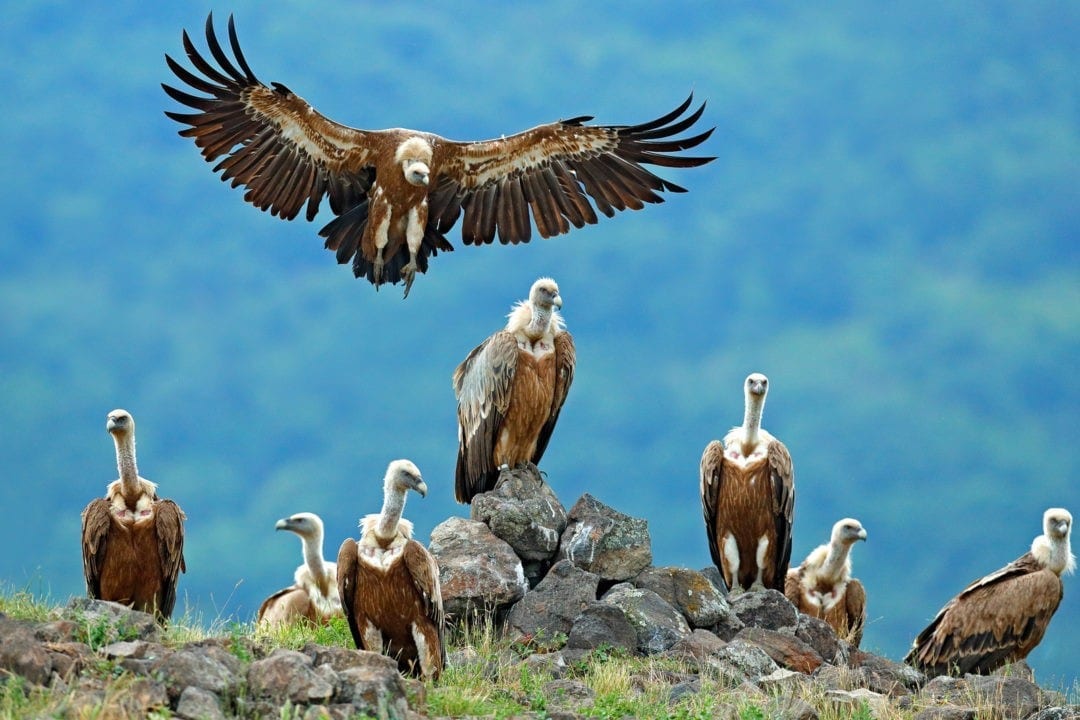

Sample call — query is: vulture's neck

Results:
[374,486,407,542]
[524,303,554,342]
[740,394,765,455]
[818,541,854,585]
[301,532,328,583]
[1034,534,1076,576]
[113,431,140,493]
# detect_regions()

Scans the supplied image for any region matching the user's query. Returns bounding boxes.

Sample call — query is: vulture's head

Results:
[745,373,769,399]
[529,277,562,310]
[106,409,134,436]
[1044,508,1073,542]
[396,136,432,187]
[385,459,428,498]
[832,518,868,546]
[275,512,324,539]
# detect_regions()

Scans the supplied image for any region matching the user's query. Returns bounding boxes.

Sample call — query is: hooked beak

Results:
[553,294,563,309]
[415,480,429,498]
[406,161,430,186]
[274,518,290,531]
[858,528,868,541]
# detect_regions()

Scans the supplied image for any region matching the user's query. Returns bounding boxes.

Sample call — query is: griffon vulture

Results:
[700,373,795,594]
[905,508,1074,677]
[81,410,186,621]
[257,512,342,627]
[453,277,575,503]
[163,14,715,297]
[785,518,868,647]
[337,460,445,679]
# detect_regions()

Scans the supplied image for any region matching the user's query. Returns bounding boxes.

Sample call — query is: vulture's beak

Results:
[415,480,429,498]
[274,518,290,531]
[858,528,868,541]
[553,294,563,309]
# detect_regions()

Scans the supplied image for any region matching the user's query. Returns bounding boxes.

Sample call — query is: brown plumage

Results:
[257,512,342,627]
[337,460,445,679]
[453,277,575,504]
[163,14,715,297]
[81,409,186,621]
[905,508,1074,677]
[785,518,868,647]
[700,373,795,594]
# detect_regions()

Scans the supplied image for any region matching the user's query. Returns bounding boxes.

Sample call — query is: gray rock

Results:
[920,674,1062,720]
[633,565,731,629]
[334,654,411,718]
[506,560,599,641]
[1029,709,1080,720]
[248,649,335,705]
[0,616,52,685]
[556,494,652,581]
[471,465,567,567]
[60,597,160,644]
[712,638,780,682]
[176,686,226,720]
[699,565,729,595]
[43,641,91,680]
[600,584,691,655]
[150,643,242,701]
[826,688,890,717]
[664,628,727,665]
[524,651,568,679]
[913,706,977,720]
[851,650,924,695]
[794,614,840,664]
[429,516,529,621]
[736,626,823,674]
[729,589,798,631]
[668,678,700,703]
[767,695,820,720]
[543,678,596,713]
[565,603,638,656]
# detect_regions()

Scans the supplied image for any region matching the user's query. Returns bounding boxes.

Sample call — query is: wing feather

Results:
[845,578,867,648]
[81,498,112,600]
[532,331,575,463]
[336,538,363,649]
[153,499,187,620]
[453,332,519,503]
[767,440,795,590]
[163,13,374,223]
[699,441,728,588]
[402,541,446,639]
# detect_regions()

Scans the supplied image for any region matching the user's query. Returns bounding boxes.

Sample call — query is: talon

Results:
[373,250,385,286]
[401,261,418,299]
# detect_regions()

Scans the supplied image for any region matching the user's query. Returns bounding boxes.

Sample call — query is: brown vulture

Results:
[700,373,795,594]
[336,460,445,679]
[257,512,342,627]
[81,409,186,621]
[453,277,575,503]
[905,508,1074,676]
[785,518,868,647]
[163,14,715,296]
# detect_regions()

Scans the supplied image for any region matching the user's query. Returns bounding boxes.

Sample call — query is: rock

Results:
[664,628,727,665]
[248,649,335,705]
[542,678,596,714]
[699,565,729,595]
[60,597,160,644]
[565,603,638,656]
[794,614,841,664]
[524,651,568,679]
[736,626,823,674]
[633,566,731,629]
[711,638,780,682]
[728,589,798,631]
[150,643,243,701]
[429,516,529,621]
[471,465,567,568]
[851,650,924,696]
[506,560,599,641]
[42,641,92,680]
[767,695,820,720]
[1029,709,1080,720]
[913,706,977,720]
[759,668,808,693]
[176,686,227,720]
[556,494,652,581]
[826,688,890,717]
[600,584,691,655]
[333,653,411,718]
[919,674,1063,720]
[0,616,52,685]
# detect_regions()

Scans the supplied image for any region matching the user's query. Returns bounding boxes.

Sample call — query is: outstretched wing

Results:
[81,498,113,599]
[336,538,364,649]
[699,440,728,586]
[767,440,795,591]
[163,13,374,224]
[429,94,715,246]
[153,499,187,620]
[532,330,576,463]
[905,553,1063,675]
[452,331,519,503]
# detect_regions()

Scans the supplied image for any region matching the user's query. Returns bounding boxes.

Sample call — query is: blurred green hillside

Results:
[0,0,1076,688]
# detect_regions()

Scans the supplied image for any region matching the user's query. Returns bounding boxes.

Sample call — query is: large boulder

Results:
[633,566,731,629]
[429,516,529,621]
[565,603,639,657]
[506,560,599,641]
[556,493,652,581]
[600,583,691,655]
[729,589,799,631]
[470,465,568,572]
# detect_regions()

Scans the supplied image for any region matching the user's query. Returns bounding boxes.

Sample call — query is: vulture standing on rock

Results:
[905,507,1074,676]
[81,410,186,621]
[453,277,575,504]
[700,373,795,594]
[257,512,342,627]
[785,518,868,647]
[337,460,445,679]
[163,14,716,297]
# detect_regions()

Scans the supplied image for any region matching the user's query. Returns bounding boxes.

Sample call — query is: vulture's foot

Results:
[372,250,385,287]
[400,260,419,298]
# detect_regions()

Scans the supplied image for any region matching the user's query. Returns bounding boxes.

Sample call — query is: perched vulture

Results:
[785,518,868,647]
[337,460,445,679]
[905,508,1074,677]
[453,277,575,504]
[81,410,186,621]
[163,14,715,297]
[257,512,342,627]
[700,373,795,594]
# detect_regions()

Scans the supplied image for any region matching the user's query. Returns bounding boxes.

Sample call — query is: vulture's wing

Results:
[532,330,576,463]
[767,439,795,590]
[163,13,375,224]
[80,498,112,599]
[154,499,186,620]
[699,440,728,587]
[452,331,519,503]
[429,94,715,246]
[845,578,867,648]
[403,541,446,659]
[336,538,363,649]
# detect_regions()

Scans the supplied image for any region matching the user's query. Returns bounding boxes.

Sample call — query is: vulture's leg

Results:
[400,253,418,299]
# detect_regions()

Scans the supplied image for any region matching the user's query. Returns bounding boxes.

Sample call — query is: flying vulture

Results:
[257,512,342,627]
[81,410,186,621]
[905,508,1074,677]
[163,14,715,297]
[700,373,795,594]
[785,518,868,647]
[337,460,445,679]
[453,277,575,504]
